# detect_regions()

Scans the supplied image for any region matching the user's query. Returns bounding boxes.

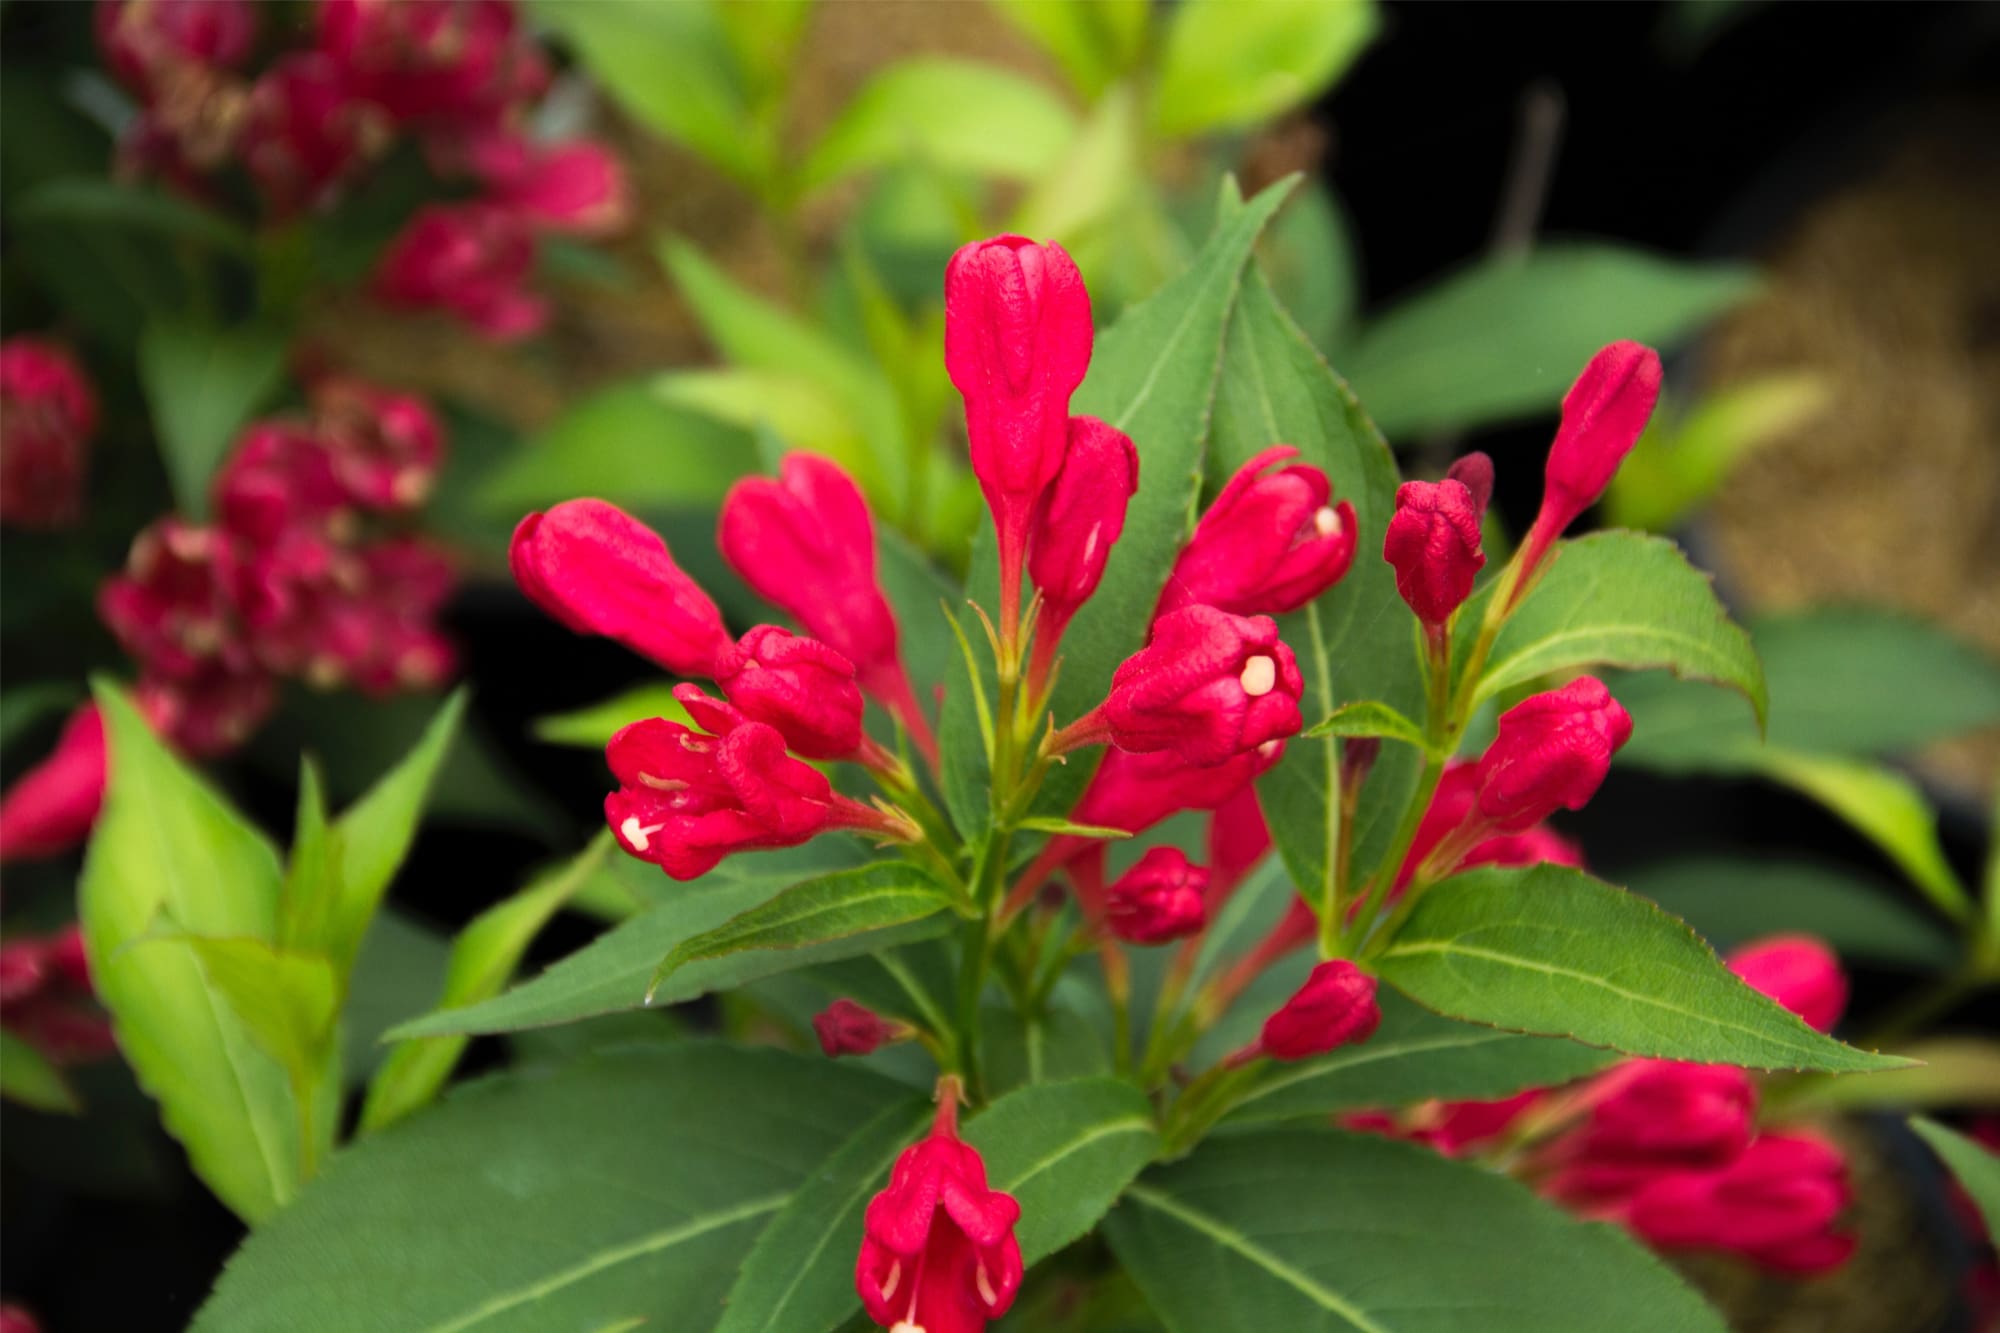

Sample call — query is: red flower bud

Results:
[1517,343,1662,582]
[1383,477,1485,626]
[317,0,547,128]
[1028,415,1137,648]
[945,236,1093,585]
[0,704,107,864]
[0,940,49,1006]
[1625,1131,1855,1275]
[858,1092,1023,1332]
[0,1303,41,1333]
[1,924,115,1066]
[510,500,730,678]
[310,376,448,511]
[212,422,350,546]
[1162,446,1356,619]
[1394,762,1585,894]
[714,626,865,760]
[240,52,386,217]
[1,337,97,529]
[1446,451,1495,514]
[1472,677,1631,833]
[96,0,259,97]
[375,203,546,342]
[1557,1061,1758,1202]
[1099,605,1303,767]
[1105,847,1209,945]
[813,999,901,1058]
[461,132,628,236]
[1727,934,1849,1034]
[1257,959,1380,1061]
[99,519,250,681]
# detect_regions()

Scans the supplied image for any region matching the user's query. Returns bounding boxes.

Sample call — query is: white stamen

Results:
[879,1260,901,1301]
[890,1322,926,1333]
[975,1263,999,1307]
[1314,504,1342,538]
[1240,655,1277,697]
[619,816,664,851]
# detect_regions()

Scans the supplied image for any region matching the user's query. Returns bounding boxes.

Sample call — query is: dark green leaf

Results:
[14,177,253,255]
[138,319,289,518]
[1911,1117,2000,1244]
[966,1077,1160,1266]
[0,681,80,752]
[1,1030,79,1113]
[1304,700,1428,748]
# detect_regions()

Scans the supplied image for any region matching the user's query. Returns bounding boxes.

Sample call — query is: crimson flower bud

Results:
[857,1091,1022,1332]
[239,53,385,217]
[461,132,628,236]
[130,666,271,759]
[0,704,107,864]
[0,940,47,1006]
[1446,451,1495,514]
[311,376,447,511]
[1472,677,1632,833]
[1098,605,1303,768]
[317,0,548,128]
[1516,343,1662,583]
[1626,1132,1855,1275]
[96,0,258,97]
[1559,1061,1758,1203]
[1727,935,1849,1034]
[813,999,901,1058]
[1027,415,1137,648]
[1,337,97,530]
[945,236,1093,585]
[1257,960,1381,1061]
[1073,743,1283,839]
[99,519,249,680]
[375,203,546,342]
[511,500,729,678]
[1,923,116,1066]
[1105,847,1209,945]
[1207,784,1271,904]
[1392,762,1585,895]
[713,626,865,760]
[1162,446,1356,619]
[213,422,350,545]
[44,926,93,994]
[1383,476,1485,626]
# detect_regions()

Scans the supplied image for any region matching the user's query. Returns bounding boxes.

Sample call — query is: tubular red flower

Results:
[1396,762,1585,892]
[96,0,259,97]
[374,203,546,342]
[1206,783,1272,906]
[1472,677,1632,833]
[1516,343,1662,583]
[1027,415,1137,656]
[317,0,547,128]
[239,52,386,217]
[1095,605,1303,768]
[510,499,730,678]
[1256,960,1380,1061]
[813,999,902,1058]
[1074,743,1283,839]
[713,626,866,761]
[1727,934,1849,1034]
[857,1092,1023,1333]
[0,704,107,864]
[1,337,97,529]
[1162,446,1356,619]
[1383,476,1485,626]
[1625,1131,1856,1275]
[1553,1061,1759,1203]
[1105,847,1209,945]
[461,132,629,236]
[1446,451,1495,514]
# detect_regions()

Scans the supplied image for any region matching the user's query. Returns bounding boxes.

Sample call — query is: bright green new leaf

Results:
[1477,530,1767,726]
[990,0,1148,96]
[1305,700,1429,749]
[1377,864,1913,1073]
[278,759,339,954]
[1346,245,1755,439]
[475,382,750,516]
[653,367,873,477]
[532,684,692,749]
[1011,86,1143,267]
[1912,1117,2000,1245]
[804,59,1079,190]
[1,1029,79,1113]
[191,1045,911,1331]
[1014,816,1133,839]
[138,319,288,518]
[176,937,339,1092]
[1106,1128,1726,1331]
[714,0,815,102]
[1604,374,1827,532]
[1153,0,1378,138]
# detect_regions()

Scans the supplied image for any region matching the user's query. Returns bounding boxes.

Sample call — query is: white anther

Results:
[879,1260,901,1301]
[1314,505,1343,538]
[619,816,664,851]
[1240,655,1277,697]
[975,1263,999,1307]
[891,1322,926,1333]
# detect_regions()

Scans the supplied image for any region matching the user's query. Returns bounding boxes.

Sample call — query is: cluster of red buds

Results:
[0,925,115,1067]
[99,0,627,340]
[0,337,98,530]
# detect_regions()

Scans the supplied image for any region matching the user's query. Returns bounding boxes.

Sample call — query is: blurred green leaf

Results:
[1013,85,1144,272]
[0,681,80,753]
[1260,181,1361,355]
[1604,375,1828,532]
[533,683,691,749]
[342,908,451,1084]
[1153,0,1378,138]
[715,0,817,102]
[14,177,253,255]
[1,1030,79,1113]
[653,367,875,477]
[989,0,1149,96]
[804,58,1078,191]
[1783,1041,2000,1114]
[278,760,339,955]
[138,319,289,519]
[1346,246,1756,439]
[176,937,339,1124]
[1911,1117,2000,1242]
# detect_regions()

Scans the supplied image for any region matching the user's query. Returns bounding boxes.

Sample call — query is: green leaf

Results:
[79,683,298,1222]
[1620,857,1957,969]
[1262,180,1361,355]
[1603,375,1827,532]
[990,0,1148,96]
[532,684,693,749]
[138,319,288,518]
[804,58,1079,190]
[966,1077,1160,1265]
[1224,990,1613,1125]
[0,680,79,752]
[1347,246,1756,438]
[191,1044,909,1332]
[1756,750,1970,920]
[278,759,339,954]
[650,863,957,999]
[1106,1128,1726,1331]
[14,176,252,255]
[652,368,874,478]
[1781,1040,2000,1115]
[390,866,953,1038]
[177,937,339,1092]
[1911,1117,2000,1245]
[360,835,612,1133]
[1376,864,1913,1073]
[1015,816,1133,839]
[715,1098,932,1333]
[1153,0,1378,138]
[342,908,452,1084]
[1,1029,79,1113]
[1305,700,1428,748]
[1477,531,1767,727]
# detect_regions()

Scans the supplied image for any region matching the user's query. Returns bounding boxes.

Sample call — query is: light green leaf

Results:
[804,58,1078,190]
[966,1076,1160,1265]
[1781,1040,2000,1115]
[191,1044,910,1332]
[360,835,612,1133]
[177,937,339,1091]
[1377,863,1913,1072]
[1015,816,1133,839]
[1153,0,1378,138]
[1106,1128,1726,1331]
[1,1029,79,1113]
[1911,1117,2000,1245]
[650,863,957,998]
[1305,700,1428,748]
[278,759,339,954]
[79,682,298,1222]
[138,319,288,518]
[532,684,692,749]
[1347,246,1756,439]
[714,0,816,101]
[1224,989,1612,1125]
[1604,375,1828,532]
[990,0,1148,96]
[1262,180,1361,355]
[1477,530,1766,726]
[652,367,873,477]
[1010,85,1143,263]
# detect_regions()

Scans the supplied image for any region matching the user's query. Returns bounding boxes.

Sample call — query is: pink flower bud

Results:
[1100,605,1304,768]
[375,203,546,342]
[1472,677,1632,833]
[813,999,900,1058]
[213,422,350,545]
[1558,1061,1758,1202]
[317,0,547,128]
[858,1093,1022,1332]
[0,1304,41,1333]
[1258,960,1381,1061]
[461,132,628,236]
[96,0,259,97]
[1393,762,1585,894]
[1,337,97,529]
[1028,415,1137,647]
[1162,446,1357,618]
[1383,476,1485,626]
[714,626,865,760]
[99,519,250,681]
[311,376,447,511]
[1626,1131,1855,1275]
[510,500,729,678]
[1446,451,1495,514]
[945,236,1093,582]
[0,940,49,1006]
[1105,847,1209,945]
[1727,935,1849,1034]
[240,53,385,217]
[1517,343,1662,582]
[0,704,107,864]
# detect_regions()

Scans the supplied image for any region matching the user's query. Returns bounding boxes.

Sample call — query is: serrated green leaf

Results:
[1305,700,1428,748]
[1,1029,79,1113]
[138,319,288,518]
[1911,1117,2000,1245]
[1106,1128,1726,1331]
[532,684,692,749]
[804,58,1078,190]
[1153,0,1378,138]
[966,1076,1160,1265]
[1376,863,1913,1073]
